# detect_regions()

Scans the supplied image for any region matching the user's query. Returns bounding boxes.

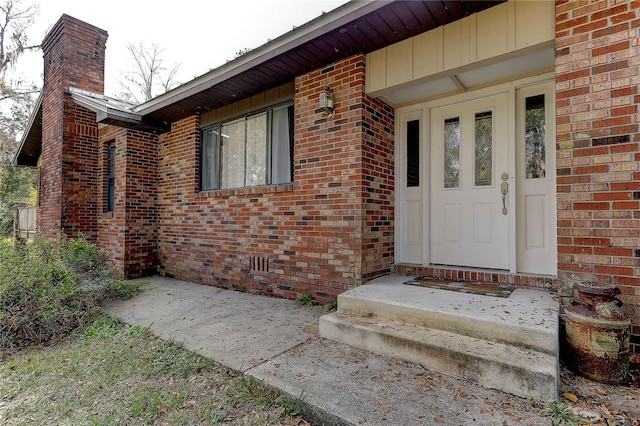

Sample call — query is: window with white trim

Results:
[200,102,294,190]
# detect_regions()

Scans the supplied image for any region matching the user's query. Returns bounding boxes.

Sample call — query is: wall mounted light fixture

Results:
[319,85,335,119]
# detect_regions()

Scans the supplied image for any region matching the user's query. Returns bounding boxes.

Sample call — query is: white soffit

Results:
[384,77,458,105]
[383,47,554,106]
[457,48,554,88]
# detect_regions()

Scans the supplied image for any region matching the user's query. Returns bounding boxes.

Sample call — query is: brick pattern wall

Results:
[98,126,127,275]
[38,15,107,241]
[122,129,159,277]
[97,125,159,279]
[156,54,394,301]
[555,0,640,355]
[355,68,395,279]
[61,101,99,239]
[294,54,395,294]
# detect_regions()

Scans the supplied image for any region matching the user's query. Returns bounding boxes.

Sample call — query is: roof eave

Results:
[13,92,43,167]
[134,0,380,116]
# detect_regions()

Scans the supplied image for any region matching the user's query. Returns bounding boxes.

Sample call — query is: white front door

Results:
[430,94,510,269]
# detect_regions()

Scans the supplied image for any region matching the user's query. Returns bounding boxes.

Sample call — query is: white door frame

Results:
[395,109,426,265]
[515,80,557,275]
[395,73,556,275]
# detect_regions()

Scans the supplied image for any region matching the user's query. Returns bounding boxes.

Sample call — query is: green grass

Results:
[323,299,337,312]
[541,401,589,426]
[296,292,316,306]
[0,316,306,425]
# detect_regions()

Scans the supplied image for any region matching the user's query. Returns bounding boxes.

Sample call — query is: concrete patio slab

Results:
[106,276,323,371]
[105,275,640,425]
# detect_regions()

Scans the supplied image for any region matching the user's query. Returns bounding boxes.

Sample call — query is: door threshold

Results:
[394,264,558,290]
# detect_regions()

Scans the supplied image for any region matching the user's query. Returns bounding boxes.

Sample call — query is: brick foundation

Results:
[394,265,559,290]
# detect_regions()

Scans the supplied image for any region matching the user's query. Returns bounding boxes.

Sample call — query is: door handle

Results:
[501,181,508,215]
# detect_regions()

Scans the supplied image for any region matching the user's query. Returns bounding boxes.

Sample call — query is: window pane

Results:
[525,94,546,179]
[406,119,419,187]
[200,102,294,191]
[221,119,245,189]
[246,112,267,186]
[107,143,115,211]
[271,105,293,184]
[201,128,220,190]
[444,117,460,189]
[474,111,493,186]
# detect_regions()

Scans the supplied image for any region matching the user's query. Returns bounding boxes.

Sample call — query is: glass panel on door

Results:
[406,119,420,187]
[474,111,493,186]
[444,117,460,189]
[525,94,546,179]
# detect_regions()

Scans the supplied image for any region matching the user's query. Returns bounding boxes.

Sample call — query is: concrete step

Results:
[319,311,558,401]
[318,274,560,401]
[337,275,558,355]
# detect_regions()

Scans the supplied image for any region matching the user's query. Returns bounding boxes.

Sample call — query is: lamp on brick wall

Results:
[319,85,335,119]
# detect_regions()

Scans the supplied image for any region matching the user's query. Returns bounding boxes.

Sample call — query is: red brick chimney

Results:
[38,15,108,240]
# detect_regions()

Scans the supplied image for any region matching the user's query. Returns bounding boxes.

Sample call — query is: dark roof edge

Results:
[134,0,379,116]
[13,92,43,167]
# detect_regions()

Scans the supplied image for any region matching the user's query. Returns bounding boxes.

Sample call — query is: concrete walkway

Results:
[106,276,638,425]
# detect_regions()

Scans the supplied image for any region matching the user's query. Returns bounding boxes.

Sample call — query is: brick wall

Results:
[98,126,127,275]
[97,125,159,279]
[156,54,394,301]
[61,101,99,239]
[122,129,159,277]
[294,54,395,294]
[555,0,640,355]
[349,63,395,279]
[38,15,107,240]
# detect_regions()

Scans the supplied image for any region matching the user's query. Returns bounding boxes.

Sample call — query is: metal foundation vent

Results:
[250,256,269,272]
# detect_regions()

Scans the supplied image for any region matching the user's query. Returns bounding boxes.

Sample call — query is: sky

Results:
[17,0,350,98]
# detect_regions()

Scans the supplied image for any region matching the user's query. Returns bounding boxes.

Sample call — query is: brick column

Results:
[98,126,158,279]
[294,54,395,292]
[555,0,640,356]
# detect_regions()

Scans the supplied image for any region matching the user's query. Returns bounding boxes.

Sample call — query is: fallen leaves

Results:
[563,392,579,403]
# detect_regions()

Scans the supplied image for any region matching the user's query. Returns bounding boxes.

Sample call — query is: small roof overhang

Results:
[68,87,170,133]
[14,92,42,167]
[14,0,503,167]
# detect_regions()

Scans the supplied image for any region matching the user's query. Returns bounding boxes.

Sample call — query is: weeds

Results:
[0,236,139,351]
[296,292,316,306]
[0,316,304,425]
[148,339,214,378]
[281,393,305,416]
[324,298,338,311]
[541,401,589,425]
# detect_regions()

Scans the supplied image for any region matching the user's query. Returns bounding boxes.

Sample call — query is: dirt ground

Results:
[558,364,639,425]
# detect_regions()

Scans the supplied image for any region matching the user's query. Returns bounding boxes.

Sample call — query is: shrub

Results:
[0,236,139,351]
[60,235,110,275]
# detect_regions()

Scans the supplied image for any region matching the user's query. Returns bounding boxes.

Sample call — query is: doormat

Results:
[404,276,514,298]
